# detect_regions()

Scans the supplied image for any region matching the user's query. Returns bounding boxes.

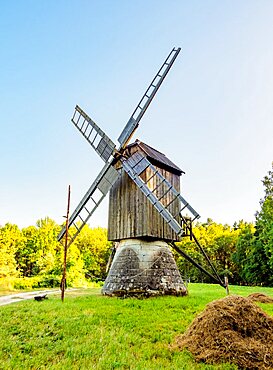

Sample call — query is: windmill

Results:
[58,47,225,296]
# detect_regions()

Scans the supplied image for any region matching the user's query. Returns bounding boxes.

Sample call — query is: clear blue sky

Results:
[1,1,273,228]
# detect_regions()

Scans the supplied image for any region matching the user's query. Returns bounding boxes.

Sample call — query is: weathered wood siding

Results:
[108,161,181,242]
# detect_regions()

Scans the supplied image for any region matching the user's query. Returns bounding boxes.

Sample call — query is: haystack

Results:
[247,292,273,304]
[174,295,273,369]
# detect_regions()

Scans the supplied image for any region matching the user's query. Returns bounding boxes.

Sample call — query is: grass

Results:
[1,284,273,369]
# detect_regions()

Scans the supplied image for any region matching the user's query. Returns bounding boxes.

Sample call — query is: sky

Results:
[1,0,273,229]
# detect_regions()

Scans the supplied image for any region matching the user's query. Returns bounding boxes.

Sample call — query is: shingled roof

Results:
[126,140,184,176]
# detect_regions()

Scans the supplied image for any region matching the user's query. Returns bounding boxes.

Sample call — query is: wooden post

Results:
[224,276,230,295]
[61,185,71,302]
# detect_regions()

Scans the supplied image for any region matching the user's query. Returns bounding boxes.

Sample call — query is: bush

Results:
[1,277,41,290]
[0,277,16,291]
[35,275,61,288]
[0,276,61,291]
[0,275,104,292]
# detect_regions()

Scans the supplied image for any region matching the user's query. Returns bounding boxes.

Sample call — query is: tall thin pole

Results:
[61,185,71,302]
[224,276,230,295]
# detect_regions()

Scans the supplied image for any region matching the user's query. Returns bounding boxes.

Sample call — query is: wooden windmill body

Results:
[104,140,187,296]
[108,140,183,242]
[58,48,226,296]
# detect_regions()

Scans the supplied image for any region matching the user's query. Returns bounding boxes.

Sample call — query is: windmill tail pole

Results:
[61,185,71,302]
[190,231,225,287]
[170,243,225,288]
[180,215,225,288]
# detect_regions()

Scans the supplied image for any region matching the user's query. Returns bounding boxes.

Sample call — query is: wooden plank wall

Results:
[108,164,181,242]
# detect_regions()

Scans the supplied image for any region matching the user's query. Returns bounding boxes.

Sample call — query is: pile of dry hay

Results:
[174,295,273,369]
[247,292,273,304]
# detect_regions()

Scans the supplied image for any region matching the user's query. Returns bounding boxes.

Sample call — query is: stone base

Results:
[102,239,187,297]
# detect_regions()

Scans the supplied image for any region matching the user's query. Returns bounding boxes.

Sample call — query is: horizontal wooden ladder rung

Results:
[91,132,99,145]
[76,114,81,124]
[87,126,94,139]
[180,203,189,212]
[73,222,80,231]
[84,206,90,213]
[72,110,77,121]
[145,170,159,184]
[84,121,92,134]
[78,214,84,223]
[158,187,172,201]
[166,194,180,209]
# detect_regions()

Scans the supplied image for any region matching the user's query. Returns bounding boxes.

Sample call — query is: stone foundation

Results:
[102,239,187,297]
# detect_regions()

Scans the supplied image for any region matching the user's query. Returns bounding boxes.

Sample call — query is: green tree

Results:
[175,219,239,283]
[255,165,273,269]
[35,217,61,275]
[246,164,273,285]
[75,226,112,281]
[232,221,255,284]
[16,226,38,277]
[0,223,23,277]
[65,243,85,286]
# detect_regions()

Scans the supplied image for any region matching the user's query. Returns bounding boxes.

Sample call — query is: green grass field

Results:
[1,283,273,370]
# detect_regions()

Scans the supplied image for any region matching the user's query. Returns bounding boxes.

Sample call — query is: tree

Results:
[247,164,273,285]
[0,223,23,277]
[175,219,239,283]
[65,243,85,286]
[232,221,255,284]
[35,217,61,275]
[255,165,273,269]
[16,226,38,277]
[75,226,112,281]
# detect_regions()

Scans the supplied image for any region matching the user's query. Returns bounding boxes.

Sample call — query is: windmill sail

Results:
[58,163,119,246]
[118,47,181,149]
[71,105,116,163]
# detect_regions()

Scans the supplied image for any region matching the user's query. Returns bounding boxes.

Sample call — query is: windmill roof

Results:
[127,140,185,175]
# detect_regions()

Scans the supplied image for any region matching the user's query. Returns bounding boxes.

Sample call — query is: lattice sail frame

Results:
[58,163,119,245]
[118,48,182,149]
[71,105,116,163]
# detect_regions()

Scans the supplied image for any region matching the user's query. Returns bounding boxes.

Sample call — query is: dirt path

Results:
[0,289,60,306]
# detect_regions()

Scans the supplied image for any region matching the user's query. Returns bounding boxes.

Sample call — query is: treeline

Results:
[0,165,272,289]
[176,164,273,286]
[0,220,112,289]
